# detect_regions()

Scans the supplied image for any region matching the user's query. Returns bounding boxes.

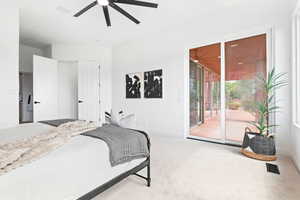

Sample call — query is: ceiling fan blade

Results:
[113,0,158,8]
[74,1,98,17]
[102,6,111,26]
[109,3,140,24]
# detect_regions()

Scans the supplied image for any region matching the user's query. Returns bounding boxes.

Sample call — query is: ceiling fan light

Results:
[97,0,109,6]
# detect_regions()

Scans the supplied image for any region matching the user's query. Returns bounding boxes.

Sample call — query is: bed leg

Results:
[132,160,151,187]
[147,161,151,187]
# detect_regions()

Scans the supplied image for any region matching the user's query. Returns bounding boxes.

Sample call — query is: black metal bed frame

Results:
[77,130,151,200]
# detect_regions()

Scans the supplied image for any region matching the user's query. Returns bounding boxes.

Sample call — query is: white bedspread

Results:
[0,123,145,200]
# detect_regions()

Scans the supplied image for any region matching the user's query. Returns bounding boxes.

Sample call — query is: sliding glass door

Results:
[189,43,222,141]
[189,34,267,145]
[225,34,267,143]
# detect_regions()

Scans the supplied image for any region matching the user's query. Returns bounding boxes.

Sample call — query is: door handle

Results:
[78,100,84,103]
[28,95,31,104]
[34,101,41,104]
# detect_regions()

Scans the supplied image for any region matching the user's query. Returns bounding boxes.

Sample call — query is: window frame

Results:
[292,12,300,127]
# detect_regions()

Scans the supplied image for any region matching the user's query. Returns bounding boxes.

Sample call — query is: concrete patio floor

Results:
[190,109,256,142]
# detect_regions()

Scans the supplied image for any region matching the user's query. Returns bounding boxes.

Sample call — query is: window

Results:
[292,15,300,125]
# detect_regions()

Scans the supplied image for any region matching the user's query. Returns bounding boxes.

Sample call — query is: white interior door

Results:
[33,55,58,121]
[78,61,100,124]
[58,61,78,119]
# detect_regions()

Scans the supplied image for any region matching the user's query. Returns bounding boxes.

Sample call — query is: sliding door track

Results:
[187,137,241,148]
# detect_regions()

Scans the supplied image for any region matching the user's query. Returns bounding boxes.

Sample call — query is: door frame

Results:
[184,27,274,145]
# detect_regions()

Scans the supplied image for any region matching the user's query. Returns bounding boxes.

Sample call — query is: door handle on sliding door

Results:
[34,101,41,104]
[78,100,84,103]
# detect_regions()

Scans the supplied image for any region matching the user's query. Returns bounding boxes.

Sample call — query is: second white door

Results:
[78,61,101,124]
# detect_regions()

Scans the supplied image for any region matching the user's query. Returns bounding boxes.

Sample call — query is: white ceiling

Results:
[19,0,297,48]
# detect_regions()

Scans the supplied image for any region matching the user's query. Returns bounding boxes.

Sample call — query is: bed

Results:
[0,122,151,200]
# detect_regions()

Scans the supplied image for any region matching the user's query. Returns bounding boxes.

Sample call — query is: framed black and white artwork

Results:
[126,72,143,98]
[144,69,163,98]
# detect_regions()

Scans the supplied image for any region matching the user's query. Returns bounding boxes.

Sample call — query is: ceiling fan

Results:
[74,0,158,27]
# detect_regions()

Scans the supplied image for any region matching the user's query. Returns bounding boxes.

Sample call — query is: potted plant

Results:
[241,68,287,161]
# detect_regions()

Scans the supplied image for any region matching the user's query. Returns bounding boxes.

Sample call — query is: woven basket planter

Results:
[241,128,277,161]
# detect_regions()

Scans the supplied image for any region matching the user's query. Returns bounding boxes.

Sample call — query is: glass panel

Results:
[225,34,267,143]
[189,60,201,127]
[189,43,222,140]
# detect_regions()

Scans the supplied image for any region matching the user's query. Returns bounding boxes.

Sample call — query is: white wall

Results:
[112,39,184,137]
[19,44,44,73]
[0,2,19,129]
[51,44,112,123]
[112,21,294,154]
[273,22,293,156]
[43,45,52,59]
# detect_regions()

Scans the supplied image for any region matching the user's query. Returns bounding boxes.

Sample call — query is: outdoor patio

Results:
[190,109,256,142]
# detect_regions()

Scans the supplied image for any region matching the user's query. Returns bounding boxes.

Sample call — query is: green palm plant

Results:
[249,68,287,137]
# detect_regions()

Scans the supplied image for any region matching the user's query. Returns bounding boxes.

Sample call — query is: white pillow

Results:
[111,111,121,126]
[105,110,121,126]
[105,110,135,128]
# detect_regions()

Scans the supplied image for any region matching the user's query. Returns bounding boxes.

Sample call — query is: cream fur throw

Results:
[0,121,97,175]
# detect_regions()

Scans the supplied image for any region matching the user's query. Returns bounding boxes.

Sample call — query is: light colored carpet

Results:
[93,136,300,200]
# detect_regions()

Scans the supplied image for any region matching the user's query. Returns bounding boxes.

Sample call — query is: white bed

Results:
[0,123,146,200]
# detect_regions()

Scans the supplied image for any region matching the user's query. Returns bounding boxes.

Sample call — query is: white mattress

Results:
[0,123,146,200]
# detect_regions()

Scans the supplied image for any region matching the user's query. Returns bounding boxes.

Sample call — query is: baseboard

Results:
[292,157,300,174]
[291,125,300,174]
